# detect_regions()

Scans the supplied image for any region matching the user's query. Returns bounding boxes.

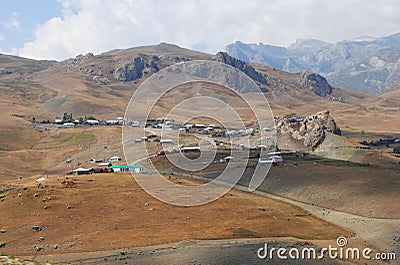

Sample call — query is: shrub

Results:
[393,146,400,154]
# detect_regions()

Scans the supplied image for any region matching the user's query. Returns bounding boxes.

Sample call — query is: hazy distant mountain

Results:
[226,33,400,94]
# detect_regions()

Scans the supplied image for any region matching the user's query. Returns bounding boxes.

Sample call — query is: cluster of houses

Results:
[55,117,141,129]
[69,155,144,175]
[218,154,284,165]
[147,118,219,134]
[146,117,261,139]
[179,124,218,134]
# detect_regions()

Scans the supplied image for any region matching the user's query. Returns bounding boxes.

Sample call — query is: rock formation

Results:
[299,70,333,97]
[68,53,95,69]
[276,110,341,149]
[113,56,161,82]
[215,52,268,85]
[113,56,146,82]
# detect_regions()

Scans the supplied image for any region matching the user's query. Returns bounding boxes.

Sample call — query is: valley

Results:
[0,43,399,264]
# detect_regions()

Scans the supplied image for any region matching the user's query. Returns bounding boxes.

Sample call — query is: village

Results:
[46,108,388,181]
[31,107,398,186]
[51,112,301,178]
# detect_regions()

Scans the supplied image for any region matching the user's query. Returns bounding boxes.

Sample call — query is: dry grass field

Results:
[152,150,400,219]
[0,173,351,259]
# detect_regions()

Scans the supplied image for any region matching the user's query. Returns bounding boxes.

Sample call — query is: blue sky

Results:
[1,0,399,61]
[0,1,62,55]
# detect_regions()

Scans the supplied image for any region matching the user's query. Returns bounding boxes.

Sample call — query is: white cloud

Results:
[18,0,400,60]
[0,33,4,41]
[3,12,20,31]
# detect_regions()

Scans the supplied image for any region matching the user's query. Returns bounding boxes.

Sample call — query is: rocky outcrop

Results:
[159,55,190,62]
[315,110,341,135]
[299,70,333,97]
[113,56,161,82]
[277,110,341,149]
[215,52,268,85]
[113,57,146,82]
[149,55,160,72]
[92,76,110,84]
[68,53,95,69]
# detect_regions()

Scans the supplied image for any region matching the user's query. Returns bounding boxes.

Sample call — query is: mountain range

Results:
[0,43,398,123]
[226,32,400,94]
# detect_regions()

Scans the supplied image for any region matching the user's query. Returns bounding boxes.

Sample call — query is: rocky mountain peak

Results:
[215,51,268,85]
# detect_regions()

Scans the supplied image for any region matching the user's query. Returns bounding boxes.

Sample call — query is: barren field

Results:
[152,151,400,219]
[0,173,351,261]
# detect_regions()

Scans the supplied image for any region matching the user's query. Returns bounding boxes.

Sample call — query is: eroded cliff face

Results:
[113,56,160,82]
[215,51,268,85]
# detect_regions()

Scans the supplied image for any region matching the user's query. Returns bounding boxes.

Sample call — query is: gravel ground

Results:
[0,255,51,265]
[62,240,352,265]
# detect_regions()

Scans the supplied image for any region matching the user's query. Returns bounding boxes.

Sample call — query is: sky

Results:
[0,0,399,61]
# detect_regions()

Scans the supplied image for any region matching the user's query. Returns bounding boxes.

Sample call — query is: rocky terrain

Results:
[0,255,51,265]
[61,43,208,86]
[276,110,341,149]
[226,32,400,94]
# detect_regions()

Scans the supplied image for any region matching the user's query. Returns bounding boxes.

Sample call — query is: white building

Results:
[180,146,201,153]
[106,119,119,125]
[86,119,100,125]
[194,124,206,128]
[109,156,122,162]
[117,117,124,124]
[59,122,75,128]
[72,168,93,175]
